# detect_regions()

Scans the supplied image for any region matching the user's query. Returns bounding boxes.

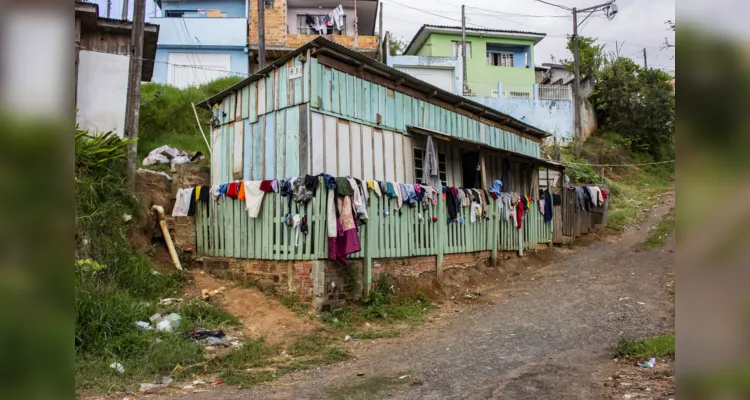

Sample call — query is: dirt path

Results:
[169,191,675,400]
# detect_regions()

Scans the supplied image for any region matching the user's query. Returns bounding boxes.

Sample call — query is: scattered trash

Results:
[171,364,184,377]
[138,168,172,180]
[399,375,410,379]
[201,287,226,301]
[344,335,351,341]
[139,383,164,393]
[188,328,226,340]
[142,145,201,169]
[151,270,161,275]
[161,376,173,385]
[125,390,131,395]
[135,321,152,330]
[192,380,206,385]
[212,380,224,385]
[155,313,182,332]
[122,213,132,222]
[638,357,656,368]
[357,373,365,377]
[109,362,125,374]
[158,298,182,305]
[618,297,630,301]
[637,302,646,305]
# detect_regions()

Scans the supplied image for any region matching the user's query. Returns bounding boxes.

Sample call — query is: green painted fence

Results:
[195,180,553,261]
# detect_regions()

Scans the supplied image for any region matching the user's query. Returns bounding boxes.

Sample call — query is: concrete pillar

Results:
[533,83,540,100]
[497,82,504,98]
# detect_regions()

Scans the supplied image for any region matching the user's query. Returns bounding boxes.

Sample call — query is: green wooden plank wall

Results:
[309,62,541,160]
[196,178,553,260]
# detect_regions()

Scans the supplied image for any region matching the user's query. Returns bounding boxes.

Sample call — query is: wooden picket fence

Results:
[195,179,553,261]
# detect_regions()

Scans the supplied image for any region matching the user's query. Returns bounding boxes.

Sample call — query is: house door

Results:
[461,150,481,189]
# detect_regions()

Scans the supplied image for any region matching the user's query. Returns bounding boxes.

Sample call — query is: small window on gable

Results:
[414,148,447,186]
[264,0,274,9]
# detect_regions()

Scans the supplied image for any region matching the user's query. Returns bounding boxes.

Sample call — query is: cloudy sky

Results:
[97,0,675,71]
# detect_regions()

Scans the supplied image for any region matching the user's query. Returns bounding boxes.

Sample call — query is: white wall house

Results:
[75,2,159,137]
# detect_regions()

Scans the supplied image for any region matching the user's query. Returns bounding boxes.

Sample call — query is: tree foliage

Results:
[562,36,606,80]
[588,57,675,159]
[389,37,408,56]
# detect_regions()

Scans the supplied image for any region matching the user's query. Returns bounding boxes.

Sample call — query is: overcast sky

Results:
[97,0,675,71]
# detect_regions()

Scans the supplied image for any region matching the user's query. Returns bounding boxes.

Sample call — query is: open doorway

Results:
[461,150,481,188]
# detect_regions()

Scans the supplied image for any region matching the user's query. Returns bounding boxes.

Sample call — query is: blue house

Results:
[150,0,249,88]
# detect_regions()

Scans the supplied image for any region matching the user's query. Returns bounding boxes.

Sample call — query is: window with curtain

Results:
[451,41,472,58]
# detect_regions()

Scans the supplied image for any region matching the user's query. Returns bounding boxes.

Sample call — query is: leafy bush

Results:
[138,76,243,159]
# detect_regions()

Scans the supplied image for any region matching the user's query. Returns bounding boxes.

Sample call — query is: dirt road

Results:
[171,192,675,400]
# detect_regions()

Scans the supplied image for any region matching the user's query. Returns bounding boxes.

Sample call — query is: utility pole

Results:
[121,0,129,19]
[377,3,383,62]
[642,48,648,68]
[124,0,146,190]
[572,7,581,156]
[257,0,266,69]
[106,0,112,18]
[461,4,467,95]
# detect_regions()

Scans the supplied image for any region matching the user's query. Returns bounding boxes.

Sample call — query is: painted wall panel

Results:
[252,117,264,180]
[324,115,338,174]
[233,121,243,178]
[257,79,266,115]
[383,130,395,182]
[403,136,414,183]
[275,109,285,178]
[350,123,362,178]
[372,129,384,181]
[285,106,300,177]
[361,125,374,180]
[338,121,351,176]
[264,113,276,179]
[243,119,252,179]
[394,133,404,182]
[311,112,325,174]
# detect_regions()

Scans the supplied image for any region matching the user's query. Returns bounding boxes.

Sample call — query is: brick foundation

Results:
[443,251,492,271]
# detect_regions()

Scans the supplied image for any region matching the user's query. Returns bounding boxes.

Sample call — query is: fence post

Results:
[497,82,504,98]
[490,199,498,267]
[533,83,540,100]
[363,192,377,297]
[435,195,446,280]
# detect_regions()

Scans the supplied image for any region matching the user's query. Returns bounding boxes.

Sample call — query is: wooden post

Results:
[257,0,266,69]
[363,191,377,297]
[436,193,446,280]
[490,198,498,268]
[124,0,146,191]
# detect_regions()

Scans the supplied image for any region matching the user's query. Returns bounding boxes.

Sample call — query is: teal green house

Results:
[403,25,546,96]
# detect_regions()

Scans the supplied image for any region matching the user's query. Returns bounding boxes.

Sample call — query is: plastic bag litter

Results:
[109,362,125,374]
[638,357,656,368]
[142,145,182,166]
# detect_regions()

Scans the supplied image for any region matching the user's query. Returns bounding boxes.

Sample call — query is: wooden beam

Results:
[395,77,405,86]
[427,89,438,98]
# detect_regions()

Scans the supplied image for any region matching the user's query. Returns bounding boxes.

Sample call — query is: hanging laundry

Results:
[445,187,459,221]
[327,192,361,265]
[367,180,382,197]
[329,4,345,31]
[259,180,274,193]
[600,188,608,201]
[238,181,246,200]
[355,178,368,204]
[488,180,502,197]
[188,186,210,217]
[422,136,442,189]
[335,177,354,196]
[347,177,368,224]
[172,188,192,217]
[516,201,524,229]
[209,184,220,199]
[293,176,316,204]
[543,189,553,223]
[394,182,403,210]
[226,182,240,199]
[243,181,265,218]
[573,186,587,211]
[470,202,481,223]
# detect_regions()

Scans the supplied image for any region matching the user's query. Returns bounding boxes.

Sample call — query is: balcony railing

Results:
[464,82,572,101]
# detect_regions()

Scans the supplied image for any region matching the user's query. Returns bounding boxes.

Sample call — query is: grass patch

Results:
[666,280,675,301]
[324,375,409,400]
[322,278,434,338]
[278,293,313,318]
[639,212,675,250]
[614,333,675,359]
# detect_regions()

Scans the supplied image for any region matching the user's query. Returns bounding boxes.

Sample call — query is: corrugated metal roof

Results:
[200,37,552,140]
[404,24,546,55]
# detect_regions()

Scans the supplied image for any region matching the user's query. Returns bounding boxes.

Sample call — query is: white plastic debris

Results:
[142,145,182,165]
[109,362,125,374]
[122,213,132,222]
[344,335,351,341]
[135,321,152,330]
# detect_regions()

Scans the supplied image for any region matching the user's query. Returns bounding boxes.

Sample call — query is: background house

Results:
[150,0,250,88]
[75,1,159,137]
[150,0,381,88]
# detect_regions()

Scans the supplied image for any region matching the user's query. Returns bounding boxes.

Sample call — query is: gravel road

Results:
[169,191,675,400]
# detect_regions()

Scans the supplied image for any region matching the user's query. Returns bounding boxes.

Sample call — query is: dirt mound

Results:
[185,271,322,345]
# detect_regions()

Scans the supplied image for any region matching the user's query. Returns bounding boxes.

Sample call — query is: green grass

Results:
[614,333,675,358]
[323,375,410,400]
[278,294,313,318]
[639,212,675,250]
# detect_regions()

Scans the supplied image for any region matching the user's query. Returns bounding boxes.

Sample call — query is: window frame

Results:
[414,147,447,187]
[487,51,514,67]
[451,41,472,59]
[296,14,346,35]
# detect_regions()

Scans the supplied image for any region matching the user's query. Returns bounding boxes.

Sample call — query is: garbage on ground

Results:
[139,383,165,393]
[344,335,351,341]
[638,358,656,368]
[212,380,224,385]
[151,313,182,332]
[135,321,153,330]
[171,363,184,377]
[109,362,125,374]
[161,376,173,385]
[158,297,182,306]
[138,168,173,181]
[187,328,241,347]
[201,287,226,301]
[142,145,204,170]
[399,375,410,379]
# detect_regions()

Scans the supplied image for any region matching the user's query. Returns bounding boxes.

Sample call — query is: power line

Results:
[383,0,464,23]
[534,0,572,11]
[465,6,570,18]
